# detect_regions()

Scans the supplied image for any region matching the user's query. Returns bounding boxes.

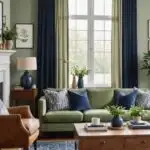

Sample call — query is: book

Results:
[84,123,108,131]
[128,121,150,129]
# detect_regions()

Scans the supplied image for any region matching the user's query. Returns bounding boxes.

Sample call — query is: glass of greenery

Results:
[106,105,125,127]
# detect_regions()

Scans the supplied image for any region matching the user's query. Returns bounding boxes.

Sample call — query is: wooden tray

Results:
[108,126,125,130]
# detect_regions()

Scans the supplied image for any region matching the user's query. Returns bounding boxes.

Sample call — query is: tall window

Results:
[69,0,112,87]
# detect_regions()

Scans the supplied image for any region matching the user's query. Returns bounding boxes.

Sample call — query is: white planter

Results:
[6,40,14,49]
[133,116,141,122]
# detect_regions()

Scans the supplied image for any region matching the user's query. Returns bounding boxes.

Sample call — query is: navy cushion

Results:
[68,90,91,111]
[115,90,138,109]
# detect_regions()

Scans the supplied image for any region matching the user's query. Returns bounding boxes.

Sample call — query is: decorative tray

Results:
[127,121,150,129]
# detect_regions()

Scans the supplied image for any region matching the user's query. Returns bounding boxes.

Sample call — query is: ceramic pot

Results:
[77,76,84,88]
[111,115,123,127]
[72,76,77,89]
[6,40,14,49]
[132,116,141,123]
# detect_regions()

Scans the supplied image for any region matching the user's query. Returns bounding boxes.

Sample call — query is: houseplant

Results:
[129,106,145,122]
[3,26,17,49]
[141,51,150,75]
[71,65,88,88]
[106,105,125,127]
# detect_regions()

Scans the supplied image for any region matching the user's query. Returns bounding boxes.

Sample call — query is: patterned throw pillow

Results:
[44,89,69,111]
[0,99,9,115]
[136,90,150,109]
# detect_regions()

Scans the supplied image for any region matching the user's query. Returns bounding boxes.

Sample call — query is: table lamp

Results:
[17,57,37,89]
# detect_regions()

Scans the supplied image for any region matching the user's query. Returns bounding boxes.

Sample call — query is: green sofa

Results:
[38,88,150,132]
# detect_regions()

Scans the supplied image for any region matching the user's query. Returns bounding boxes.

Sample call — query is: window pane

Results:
[105,0,112,16]
[69,0,76,15]
[69,20,87,30]
[94,41,104,52]
[69,31,76,40]
[94,31,104,40]
[94,21,104,31]
[105,41,111,51]
[94,0,104,15]
[105,31,111,40]
[104,53,111,73]
[77,0,88,15]
[76,31,87,40]
[105,21,112,31]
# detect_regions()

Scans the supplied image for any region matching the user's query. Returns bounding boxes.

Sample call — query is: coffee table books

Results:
[128,120,150,129]
[84,123,108,131]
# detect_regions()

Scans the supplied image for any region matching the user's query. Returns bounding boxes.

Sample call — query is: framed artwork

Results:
[148,40,150,51]
[148,20,150,38]
[15,23,34,49]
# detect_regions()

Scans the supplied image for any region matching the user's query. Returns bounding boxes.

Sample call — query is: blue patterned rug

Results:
[30,141,77,150]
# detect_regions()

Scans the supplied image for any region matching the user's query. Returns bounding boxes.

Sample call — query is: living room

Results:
[1,0,150,150]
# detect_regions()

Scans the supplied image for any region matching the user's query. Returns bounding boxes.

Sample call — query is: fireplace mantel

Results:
[0,50,16,107]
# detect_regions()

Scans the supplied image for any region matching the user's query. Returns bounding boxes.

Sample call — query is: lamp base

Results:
[20,70,33,89]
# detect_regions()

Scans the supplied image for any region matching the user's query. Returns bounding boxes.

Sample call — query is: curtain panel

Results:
[55,0,69,88]
[111,0,122,88]
[122,0,138,88]
[37,0,56,92]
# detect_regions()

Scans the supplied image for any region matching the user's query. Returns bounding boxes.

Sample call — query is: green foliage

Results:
[129,106,145,117]
[141,51,150,76]
[71,65,88,77]
[3,26,17,40]
[105,105,125,117]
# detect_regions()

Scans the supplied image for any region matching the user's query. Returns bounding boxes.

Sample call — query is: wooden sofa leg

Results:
[34,140,37,150]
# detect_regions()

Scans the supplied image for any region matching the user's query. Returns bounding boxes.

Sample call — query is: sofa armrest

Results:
[8,105,34,118]
[0,114,29,143]
[38,96,47,118]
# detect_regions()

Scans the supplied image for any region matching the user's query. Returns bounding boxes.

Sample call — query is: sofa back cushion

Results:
[87,88,114,109]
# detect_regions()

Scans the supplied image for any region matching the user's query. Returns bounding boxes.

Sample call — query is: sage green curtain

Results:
[55,0,69,88]
[111,0,122,88]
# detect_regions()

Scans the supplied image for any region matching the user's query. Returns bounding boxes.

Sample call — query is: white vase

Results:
[6,40,14,49]
[133,116,141,122]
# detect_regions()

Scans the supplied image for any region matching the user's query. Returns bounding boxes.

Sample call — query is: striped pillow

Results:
[44,89,69,111]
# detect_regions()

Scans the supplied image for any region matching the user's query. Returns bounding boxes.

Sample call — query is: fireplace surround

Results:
[0,50,16,107]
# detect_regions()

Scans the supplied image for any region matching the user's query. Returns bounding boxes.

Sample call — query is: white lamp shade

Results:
[17,57,37,70]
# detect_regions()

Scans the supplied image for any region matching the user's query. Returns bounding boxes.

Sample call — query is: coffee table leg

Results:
[75,140,78,150]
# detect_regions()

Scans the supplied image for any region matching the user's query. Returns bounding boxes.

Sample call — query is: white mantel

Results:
[0,50,16,107]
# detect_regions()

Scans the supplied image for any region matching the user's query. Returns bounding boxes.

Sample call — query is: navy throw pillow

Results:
[115,90,138,109]
[68,90,91,111]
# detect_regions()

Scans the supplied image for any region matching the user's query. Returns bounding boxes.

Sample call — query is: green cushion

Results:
[87,88,114,109]
[84,109,112,122]
[43,111,83,123]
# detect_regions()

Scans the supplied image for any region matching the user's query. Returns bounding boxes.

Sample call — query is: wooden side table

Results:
[11,88,37,116]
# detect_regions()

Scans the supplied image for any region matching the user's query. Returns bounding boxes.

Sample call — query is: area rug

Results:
[30,141,77,150]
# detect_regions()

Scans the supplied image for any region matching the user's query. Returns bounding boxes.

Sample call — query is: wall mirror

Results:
[0,1,3,43]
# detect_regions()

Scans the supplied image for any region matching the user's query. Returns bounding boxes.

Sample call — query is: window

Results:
[69,0,112,87]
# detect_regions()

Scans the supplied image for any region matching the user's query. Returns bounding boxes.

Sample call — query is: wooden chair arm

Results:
[8,105,34,118]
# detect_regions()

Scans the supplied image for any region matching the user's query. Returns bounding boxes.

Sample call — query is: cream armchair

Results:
[0,106,39,150]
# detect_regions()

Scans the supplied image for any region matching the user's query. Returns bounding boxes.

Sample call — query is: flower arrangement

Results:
[129,106,145,117]
[105,105,125,117]
[71,65,88,77]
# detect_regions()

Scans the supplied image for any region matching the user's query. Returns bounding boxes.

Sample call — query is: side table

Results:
[11,88,37,116]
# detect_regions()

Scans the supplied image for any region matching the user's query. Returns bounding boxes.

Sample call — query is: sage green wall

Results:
[10,0,38,86]
[137,0,150,88]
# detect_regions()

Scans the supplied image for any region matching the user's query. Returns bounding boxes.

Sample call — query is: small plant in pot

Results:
[71,65,88,88]
[3,26,17,49]
[106,105,125,127]
[129,106,145,123]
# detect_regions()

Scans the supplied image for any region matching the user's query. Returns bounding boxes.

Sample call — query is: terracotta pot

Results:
[133,116,141,122]
[5,40,14,49]
[72,76,77,89]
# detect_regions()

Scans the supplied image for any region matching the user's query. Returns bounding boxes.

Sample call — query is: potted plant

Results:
[129,106,145,122]
[106,105,125,127]
[3,26,17,49]
[71,65,88,88]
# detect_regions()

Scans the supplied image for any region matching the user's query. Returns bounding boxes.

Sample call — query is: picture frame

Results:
[15,23,34,49]
[148,20,150,38]
[148,40,150,51]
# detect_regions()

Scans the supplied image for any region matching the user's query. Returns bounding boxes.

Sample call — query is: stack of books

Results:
[128,120,150,129]
[84,123,108,132]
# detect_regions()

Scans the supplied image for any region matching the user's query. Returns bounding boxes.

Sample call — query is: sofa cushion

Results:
[43,111,83,123]
[43,89,69,111]
[0,99,9,115]
[68,90,91,111]
[87,89,114,109]
[22,118,40,135]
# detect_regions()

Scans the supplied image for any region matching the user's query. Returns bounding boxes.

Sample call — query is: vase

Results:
[5,40,14,49]
[132,116,141,123]
[111,115,123,127]
[77,76,84,88]
[72,76,77,89]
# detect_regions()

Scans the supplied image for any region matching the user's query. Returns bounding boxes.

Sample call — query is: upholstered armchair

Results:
[0,105,39,150]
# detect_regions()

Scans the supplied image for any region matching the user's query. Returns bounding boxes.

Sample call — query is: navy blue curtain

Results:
[122,0,138,88]
[37,0,56,92]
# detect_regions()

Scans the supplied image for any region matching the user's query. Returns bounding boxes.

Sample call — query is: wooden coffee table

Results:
[74,123,150,150]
